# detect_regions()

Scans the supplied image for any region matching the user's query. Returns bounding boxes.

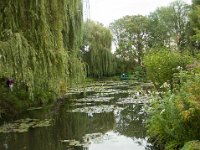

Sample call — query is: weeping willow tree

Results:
[0,0,85,100]
[81,20,116,78]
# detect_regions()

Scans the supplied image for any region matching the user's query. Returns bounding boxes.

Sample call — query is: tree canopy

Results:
[0,0,84,100]
[109,0,191,73]
[148,0,190,50]
[110,15,149,66]
[81,20,116,78]
[189,0,200,50]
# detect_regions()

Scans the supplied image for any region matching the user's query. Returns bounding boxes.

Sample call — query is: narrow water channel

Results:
[0,81,155,150]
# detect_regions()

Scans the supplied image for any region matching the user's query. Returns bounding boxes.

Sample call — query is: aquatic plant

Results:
[0,118,52,133]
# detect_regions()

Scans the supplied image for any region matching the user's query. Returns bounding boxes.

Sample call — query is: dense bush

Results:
[146,69,200,150]
[143,49,191,92]
[0,78,57,118]
[133,66,146,81]
[181,141,200,150]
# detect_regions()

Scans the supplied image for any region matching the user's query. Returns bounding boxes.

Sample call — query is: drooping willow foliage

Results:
[0,0,85,99]
[82,20,116,78]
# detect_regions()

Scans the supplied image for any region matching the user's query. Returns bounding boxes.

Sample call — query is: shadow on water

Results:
[0,81,156,150]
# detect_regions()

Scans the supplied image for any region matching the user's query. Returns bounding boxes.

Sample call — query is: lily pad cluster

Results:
[76,96,114,103]
[116,94,150,105]
[60,132,103,148]
[69,105,118,114]
[0,118,52,133]
[67,81,152,116]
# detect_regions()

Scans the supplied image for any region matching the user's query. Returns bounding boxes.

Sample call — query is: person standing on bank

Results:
[6,78,14,91]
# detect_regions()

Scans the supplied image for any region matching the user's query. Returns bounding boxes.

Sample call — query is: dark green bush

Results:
[133,66,146,81]
[146,70,200,150]
[144,49,191,92]
[0,81,56,118]
[181,140,200,150]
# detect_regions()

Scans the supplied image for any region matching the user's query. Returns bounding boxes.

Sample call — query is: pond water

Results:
[0,81,155,150]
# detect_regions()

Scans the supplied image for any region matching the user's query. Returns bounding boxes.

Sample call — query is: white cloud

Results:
[88,0,192,26]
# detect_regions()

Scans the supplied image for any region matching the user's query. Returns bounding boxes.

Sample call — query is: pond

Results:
[0,81,155,150]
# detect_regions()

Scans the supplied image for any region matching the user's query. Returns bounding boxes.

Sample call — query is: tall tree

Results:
[81,20,115,78]
[0,0,84,99]
[170,0,190,50]
[148,0,190,51]
[148,7,172,48]
[189,0,200,51]
[110,15,149,66]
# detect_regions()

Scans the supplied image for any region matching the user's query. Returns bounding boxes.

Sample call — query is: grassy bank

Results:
[0,84,57,120]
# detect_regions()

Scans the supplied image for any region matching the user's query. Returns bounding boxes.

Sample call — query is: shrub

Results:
[133,66,146,81]
[144,49,191,92]
[181,140,200,150]
[146,71,200,150]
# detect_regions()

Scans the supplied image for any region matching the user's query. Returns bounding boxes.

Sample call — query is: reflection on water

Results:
[89,131,147,150]
[0,81,154,150]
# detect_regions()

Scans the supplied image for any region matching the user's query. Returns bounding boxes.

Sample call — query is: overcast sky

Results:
[87,0,192,26]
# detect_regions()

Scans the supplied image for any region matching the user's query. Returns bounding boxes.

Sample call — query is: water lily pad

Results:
[69,105,118,114]
[27,107,43,111]
[32,119,52,128]
[60,133,103,148]
[0,118,53,133]
[76,96,114,103]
